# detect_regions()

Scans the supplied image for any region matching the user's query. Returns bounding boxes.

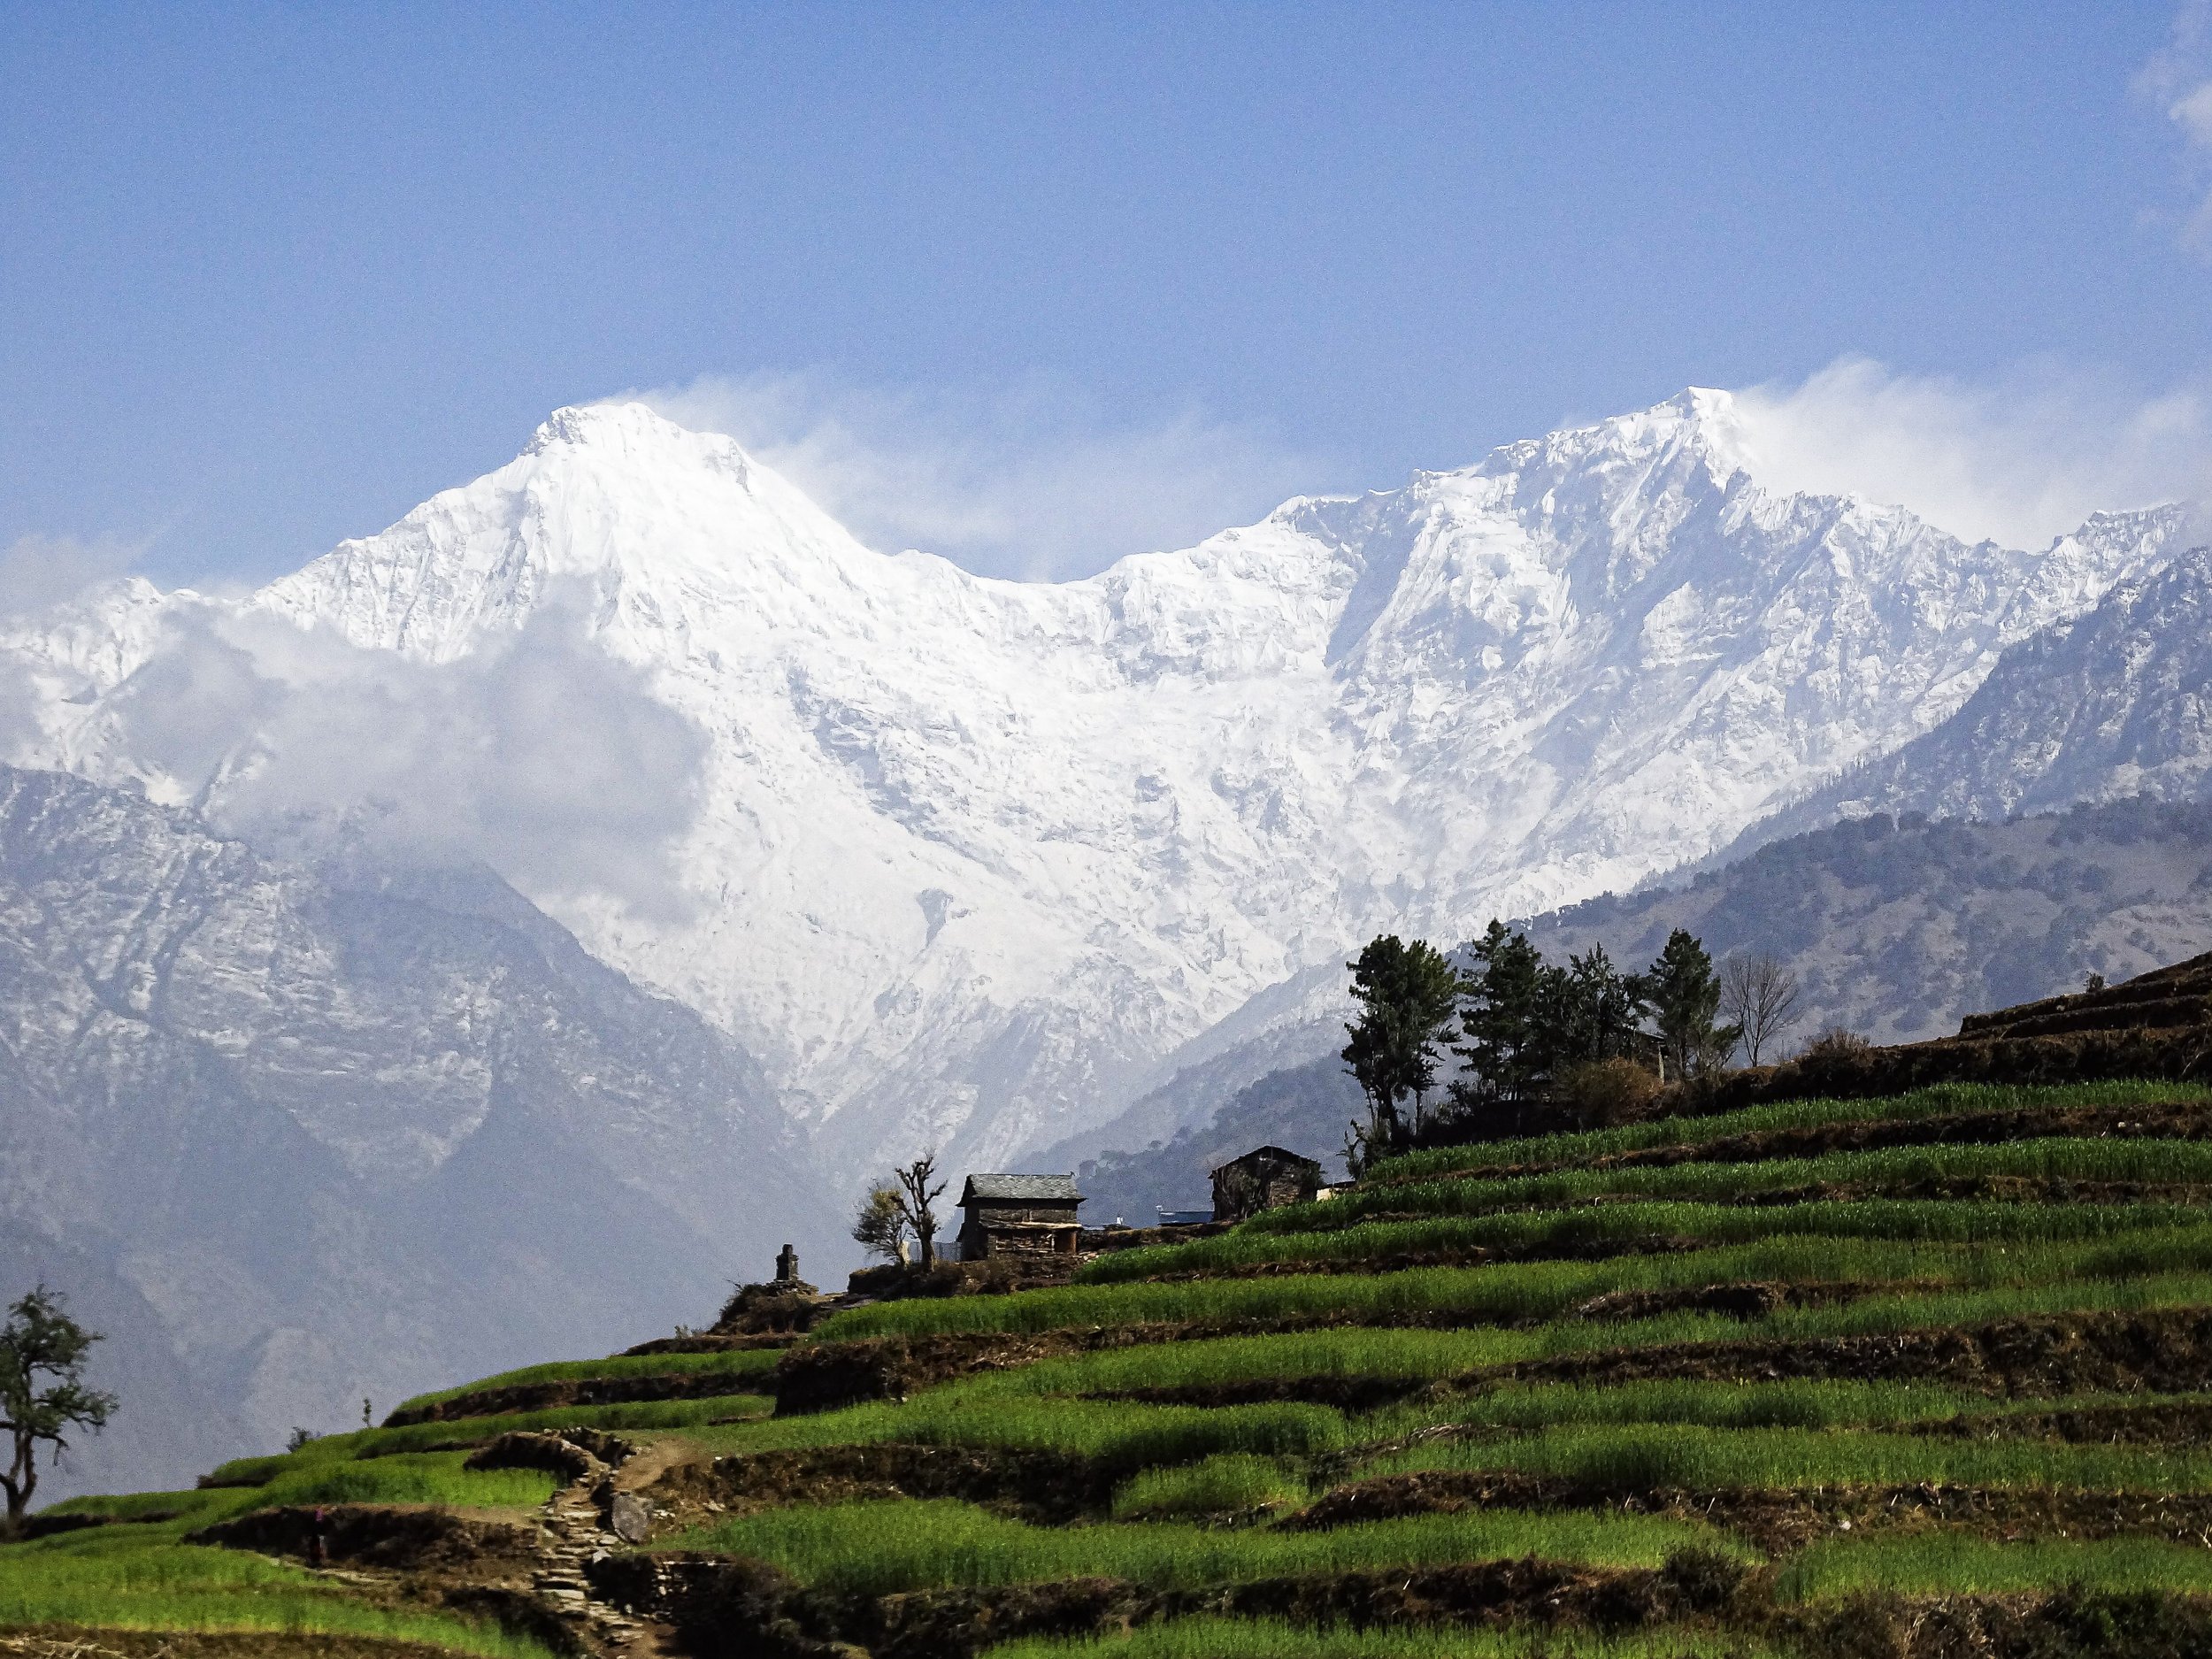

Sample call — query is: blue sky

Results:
[4,3,2210,587]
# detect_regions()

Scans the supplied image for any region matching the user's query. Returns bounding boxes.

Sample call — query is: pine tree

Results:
[1542,943,1648,1068]
[1455,919,1548,1110]
[1645,927,1739,1080]
[1341,934,1464,1172]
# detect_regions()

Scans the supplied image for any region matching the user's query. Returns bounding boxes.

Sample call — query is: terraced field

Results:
[15,1078,2212,1659]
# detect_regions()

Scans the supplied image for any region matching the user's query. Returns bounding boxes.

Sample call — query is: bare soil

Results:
[640,1551,1745,1659]
[187,1505,539,1573]
[388,1371,763,1427]
[1921,1399,2212,1446]
[620,1333,797,1358]
[649,1442,1116,1527]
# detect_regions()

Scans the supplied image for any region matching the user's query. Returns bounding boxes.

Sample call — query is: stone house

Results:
[957,1173,1085,1260]
[1211,1145,1323,1222]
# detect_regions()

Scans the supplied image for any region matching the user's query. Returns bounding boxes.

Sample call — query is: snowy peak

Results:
[524,400,751,474]
[0,388,2195,1176]
[256,399,879,662]
[1471,386,1749,492]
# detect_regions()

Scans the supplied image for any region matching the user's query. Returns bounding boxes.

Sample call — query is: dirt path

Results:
[520,1432,707,1659]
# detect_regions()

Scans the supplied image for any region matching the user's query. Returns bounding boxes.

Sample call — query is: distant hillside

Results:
[1077,793,2212,1216]
[1535,793,2212,1046]
[0,764,836,1499]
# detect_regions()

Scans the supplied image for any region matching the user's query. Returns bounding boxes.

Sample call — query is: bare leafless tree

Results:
[1719,952,1803,1067]
[894,1152,949,1270]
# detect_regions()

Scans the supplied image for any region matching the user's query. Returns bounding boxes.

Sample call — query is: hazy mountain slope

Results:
[0,395,2186,1177]
[0,764,832,1498]
[1744,543,2212,844]
[1074,794,2212,1221]
[1528,794,2212,1048]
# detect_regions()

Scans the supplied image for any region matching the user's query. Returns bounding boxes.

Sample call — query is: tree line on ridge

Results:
[1340,925,1807,1173]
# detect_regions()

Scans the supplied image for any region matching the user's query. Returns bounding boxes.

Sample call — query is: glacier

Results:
[0,388,2190,1178]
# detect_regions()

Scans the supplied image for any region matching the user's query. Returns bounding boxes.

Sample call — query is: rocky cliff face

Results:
[0,395,2190,1179]
[0,764,831,1498]
[1743,543,2212,842]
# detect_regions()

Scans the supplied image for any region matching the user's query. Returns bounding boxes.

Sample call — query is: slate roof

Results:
[1212,1144,1323,1173]
[960,1173,1084,1205]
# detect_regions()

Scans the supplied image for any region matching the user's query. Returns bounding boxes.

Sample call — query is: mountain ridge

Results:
[0,762,834,1498]
[1737,541,2212,845]
[0,392,2191,1177]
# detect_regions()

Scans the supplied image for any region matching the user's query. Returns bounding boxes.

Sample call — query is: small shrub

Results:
[1552,1058,1661,1127]
[1801,1027,1875,1062]
[716,1282,817,1334]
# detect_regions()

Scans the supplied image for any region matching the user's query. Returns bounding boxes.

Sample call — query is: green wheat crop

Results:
[202,1393,772,1486]
[1265,1140,2212,1235]
[1079,1200,2212,1283]
[393,1346,781,1416]
[666,1496,1751,1594]
[1362,1081,2212,1187]
[819,1236,2212,1352]
[1362,1424,2212,1494]
[0,1522,554,1656]
[1111,1454,1308,1519]
[1778,1532,2212,1601]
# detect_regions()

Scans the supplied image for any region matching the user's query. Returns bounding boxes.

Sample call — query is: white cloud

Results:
[2139,1,2212,250]
[631,371,1327,581]
[99,599,707,918]
[1727,356,2212,548]
[0,533,148,615]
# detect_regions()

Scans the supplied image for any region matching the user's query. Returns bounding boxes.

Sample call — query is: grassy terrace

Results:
[52,1452,557,1519]
[1072,1198,2212,1283]
[5,1454,561,1657]
[1363,1422,2212,1491]
[1359,1080,2212,1183]
[669,1497,1747,1594]
[0,1524,557,1655]
[389,1343,783,1416]
[815,1231,2212,1341]
[199,1393,774,1486]
[989,1621,1786,1659]
[16,1077,2212,1659]
[1251,1138,2212,1231]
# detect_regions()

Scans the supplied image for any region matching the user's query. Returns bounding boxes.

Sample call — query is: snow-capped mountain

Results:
[1742,541,2212,841]
[0,763,833,1496]
[0,391,2188,1173]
